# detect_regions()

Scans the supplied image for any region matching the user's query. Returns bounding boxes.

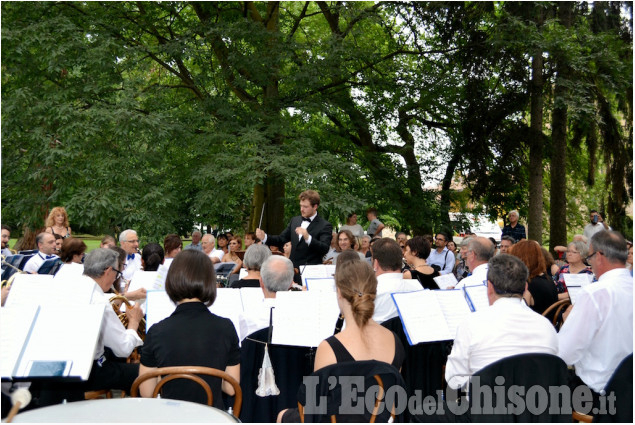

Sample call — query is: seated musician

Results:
[231,244,271,289]
[278,257,405,422]
[238,255,292,341]
[23,232,58,273]
[138,250,240,409]
[445,254,558,391]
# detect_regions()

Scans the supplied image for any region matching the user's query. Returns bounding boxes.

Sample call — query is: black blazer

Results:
[266,214,333,268]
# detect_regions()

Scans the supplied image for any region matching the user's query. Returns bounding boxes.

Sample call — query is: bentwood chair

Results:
[130,366,242,417]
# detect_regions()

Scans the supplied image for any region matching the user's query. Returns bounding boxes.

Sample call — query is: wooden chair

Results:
[130,366,242,417]
[84,389,113,400]
[572,411,593,422]
[542,299,571,327]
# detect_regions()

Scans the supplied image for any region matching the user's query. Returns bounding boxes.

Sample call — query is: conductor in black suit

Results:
[256,190,333,271]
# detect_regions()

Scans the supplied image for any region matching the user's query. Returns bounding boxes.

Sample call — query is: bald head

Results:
[466,236,495,270]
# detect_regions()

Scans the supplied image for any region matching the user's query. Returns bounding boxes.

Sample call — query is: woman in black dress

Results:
[402,236,440,289]
[138,250,240,409]
[510,240,558,315]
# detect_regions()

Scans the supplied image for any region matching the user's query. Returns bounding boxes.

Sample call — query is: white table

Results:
[11,397,240,423]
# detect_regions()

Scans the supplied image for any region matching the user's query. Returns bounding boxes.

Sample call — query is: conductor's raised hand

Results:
[256,228,266,241]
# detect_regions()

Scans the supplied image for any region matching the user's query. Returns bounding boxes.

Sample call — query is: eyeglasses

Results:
[123,239,139,244]
[112,267,123,281]
[566,251,580,255]
[585,251,603,262]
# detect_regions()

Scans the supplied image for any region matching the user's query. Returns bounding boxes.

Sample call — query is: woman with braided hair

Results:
[278,258,404,422]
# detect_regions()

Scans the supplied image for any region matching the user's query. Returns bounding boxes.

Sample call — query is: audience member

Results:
[366,207,384,238]
[201,234,223,264]
[445,254,558,390]
[453,237,471,281]
[395,232,408,252]
[163,234,182,269]
[583,209,610,240]
[217,233,229,255]
[23,232,58,273]
[446,240,457,258]
[333,229,365,265]
[45,206,72,239]
[100,235,116,249]
[238,255,292,340]
[358,235,371,258]
[427,231,455,275]
[231,244,271,288]
[323,232,338,263]
[119,229,141,280]
[402,236,439,289]
[499,235,515,254]
[554,240,592,299]
[138,250,240,408]
[510,240,557,314]
[372,238,419,323]
[1,225,12,257]
[454,236,495,289]
[184,231,202,251]
[244,231,259,248]
[339,212,364,237]
[283,241,291,258]
[559,231,632,400]
[278,259,404,422]
[627,242,633,273]
[501,210,526,242]
[222,236,243,274]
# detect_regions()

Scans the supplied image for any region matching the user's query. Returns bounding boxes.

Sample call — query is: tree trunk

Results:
[528,9,544,243]
[549,2,573,253]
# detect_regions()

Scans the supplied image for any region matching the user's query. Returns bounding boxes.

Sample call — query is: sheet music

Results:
[14,304,105,380]
[239,287,264,313]
[402,279,425,291]
[209,288,243,337]
[4,274,54,308]
[567,286,584,305]
[563,273,593,288]
[145,290,177,331]
[463,284,489,312]
[154,264,169,291]
[305,277,336,292]
[391,290,453,344]
[129,271,161,292]
[272,291,340,347]
[0,306,39,378]
[301,265,336,286]
[52,263,84,283]
[433,290,472,340]
[433,273,458,290]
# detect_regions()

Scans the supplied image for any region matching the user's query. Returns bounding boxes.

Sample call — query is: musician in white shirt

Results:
[119,229,141,280]
[558,231,633,394]
[23,232,58,273]
[238,256,293,341]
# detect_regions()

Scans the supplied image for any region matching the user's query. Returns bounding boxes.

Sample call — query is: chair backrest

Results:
[17,255,34,270]
[296,360,407,423]
[37,258,62,274]
[468,353,570,423]
[1,255,23,281]
[542,299,571,329]
[594,353,633,423]
[239,327,314,423]
[130,366,242,417]
[18,250,38,256]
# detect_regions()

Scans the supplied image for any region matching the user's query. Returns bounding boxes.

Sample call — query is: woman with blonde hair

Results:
[45,206,72,239]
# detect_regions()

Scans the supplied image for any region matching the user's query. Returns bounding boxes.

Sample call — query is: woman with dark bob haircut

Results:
[138,250,240,408]
[402,236,440,289]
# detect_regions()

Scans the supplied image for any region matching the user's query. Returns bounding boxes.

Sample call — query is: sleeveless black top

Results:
[325,332,405,369]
